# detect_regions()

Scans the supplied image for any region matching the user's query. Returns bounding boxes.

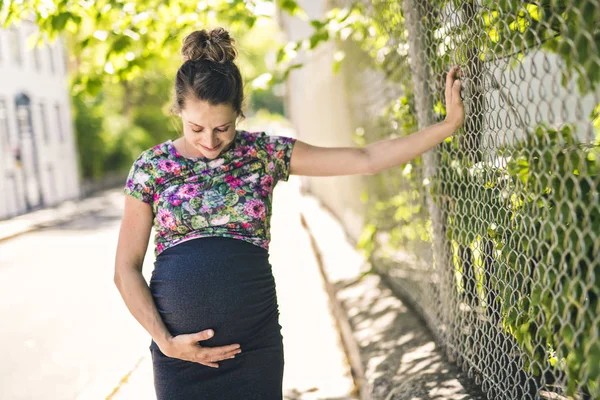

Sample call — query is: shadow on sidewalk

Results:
[336,273,485,399]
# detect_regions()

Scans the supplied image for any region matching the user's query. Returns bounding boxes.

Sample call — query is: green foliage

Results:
[355,90,429,262]
[0,0,298,97]
[250,89,285,115]
[102,114,151,172]
[72,92,106,180]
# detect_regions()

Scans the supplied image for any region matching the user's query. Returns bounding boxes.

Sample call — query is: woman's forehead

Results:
[182,100,236,126]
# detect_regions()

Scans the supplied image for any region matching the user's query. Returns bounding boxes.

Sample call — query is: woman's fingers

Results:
[216,343,242,352]
[443,65,466,129]
[446,66,461,100]
[200,360,220,368]
[188,331,242,352]
[452,77,462,103]
[165,330,244,368]
[207,347,242,360]
[446,65,463,103]
[195,345,243,368]
[196,350,242,368]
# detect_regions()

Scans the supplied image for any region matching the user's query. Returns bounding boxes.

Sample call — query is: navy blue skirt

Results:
[148,236,284,400]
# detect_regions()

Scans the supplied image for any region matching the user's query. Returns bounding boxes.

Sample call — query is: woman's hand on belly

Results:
[160,328,243,368]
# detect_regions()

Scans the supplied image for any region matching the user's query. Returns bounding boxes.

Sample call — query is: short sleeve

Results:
[123,151,155,204]
[257,132,297,183]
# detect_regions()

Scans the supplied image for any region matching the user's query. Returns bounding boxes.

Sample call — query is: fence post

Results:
[401,0,458,356]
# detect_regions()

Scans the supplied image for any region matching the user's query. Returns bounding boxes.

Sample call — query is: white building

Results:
[0,20,80,219]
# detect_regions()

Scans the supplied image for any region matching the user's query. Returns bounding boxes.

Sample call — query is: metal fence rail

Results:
[341,0,600,398]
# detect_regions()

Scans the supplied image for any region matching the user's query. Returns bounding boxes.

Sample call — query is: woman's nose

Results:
[204,136,218,148]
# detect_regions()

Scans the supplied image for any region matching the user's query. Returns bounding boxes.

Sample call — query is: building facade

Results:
[0,20,80,219]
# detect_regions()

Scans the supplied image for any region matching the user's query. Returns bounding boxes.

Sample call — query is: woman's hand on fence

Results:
[159,329,242,368]
[444,65,465,131]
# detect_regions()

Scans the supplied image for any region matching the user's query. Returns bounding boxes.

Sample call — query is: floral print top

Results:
[123,129,297,257]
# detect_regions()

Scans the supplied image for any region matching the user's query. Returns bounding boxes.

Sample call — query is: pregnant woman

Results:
[114,27,464,400]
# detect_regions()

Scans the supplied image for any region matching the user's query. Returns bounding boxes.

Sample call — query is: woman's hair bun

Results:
[181,27,237,64]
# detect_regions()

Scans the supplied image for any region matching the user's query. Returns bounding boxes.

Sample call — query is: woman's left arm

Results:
[289,65,465,177]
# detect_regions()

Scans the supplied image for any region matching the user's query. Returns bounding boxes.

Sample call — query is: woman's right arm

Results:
[113,195,242,368]
[113,195,173,349]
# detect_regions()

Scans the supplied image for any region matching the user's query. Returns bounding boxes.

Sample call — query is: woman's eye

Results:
[191,128,228,133]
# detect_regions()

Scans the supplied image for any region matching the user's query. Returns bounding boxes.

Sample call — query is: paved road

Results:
[0,174,356,400]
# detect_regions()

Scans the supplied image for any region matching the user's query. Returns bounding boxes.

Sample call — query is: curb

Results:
[300,211,371,400]
[0,187,121,244]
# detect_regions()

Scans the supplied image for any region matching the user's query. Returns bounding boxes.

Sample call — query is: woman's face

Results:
[179,98,238,159]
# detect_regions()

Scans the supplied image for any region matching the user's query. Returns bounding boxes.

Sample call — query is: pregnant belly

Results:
[149,237,283,351]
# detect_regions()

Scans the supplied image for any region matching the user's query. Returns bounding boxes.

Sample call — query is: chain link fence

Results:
[334,0,600,398]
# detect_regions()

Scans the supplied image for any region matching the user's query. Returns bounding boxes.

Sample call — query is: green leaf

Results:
[86,77,103,97]
[309,30,329,49]
[245,15,257,28]
[282,63,303,80]
[575,35,590,67]
[111,35,132,54]
[279,0,303,16]
[51,12,72,31]
[310,19,326,29]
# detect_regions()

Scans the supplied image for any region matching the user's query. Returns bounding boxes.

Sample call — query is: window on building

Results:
[62,44,68,74]
[38,103,49,143]
[47,163,56,204]
[0,99,9,150]
[47,43,55,74]
[53,39,65,75]
[33,41,42,71]
[0,30,4,64]
[55,103,63,142]
[9,26,22,67]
